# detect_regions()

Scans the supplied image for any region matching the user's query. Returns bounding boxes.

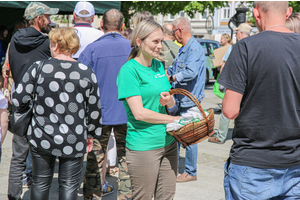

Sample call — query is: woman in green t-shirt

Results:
[117,20,180,200]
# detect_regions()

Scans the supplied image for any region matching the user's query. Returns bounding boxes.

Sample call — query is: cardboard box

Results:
[212,45,230,67]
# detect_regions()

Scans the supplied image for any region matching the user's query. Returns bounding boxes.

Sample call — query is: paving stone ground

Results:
[0,81,234,200]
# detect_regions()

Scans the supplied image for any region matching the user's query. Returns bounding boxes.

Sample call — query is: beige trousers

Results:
[126,140,178,200]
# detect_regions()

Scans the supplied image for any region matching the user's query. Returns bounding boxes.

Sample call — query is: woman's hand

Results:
[86,137,93,153]
[126,95,179,124]
[160,92,176,108]
[160,92,171,106]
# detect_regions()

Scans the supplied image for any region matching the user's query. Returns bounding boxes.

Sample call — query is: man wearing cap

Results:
[79,9,132,200]
[72,1,104,60]
[7,2,58,200]
[208,23,252,144]
[167,17,206,183]
[73,2,114,197]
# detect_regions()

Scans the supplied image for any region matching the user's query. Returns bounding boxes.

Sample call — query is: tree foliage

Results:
[121,1,300,28]
[246,1,300,27]
[121,1,227,27]
[289,1,300,13]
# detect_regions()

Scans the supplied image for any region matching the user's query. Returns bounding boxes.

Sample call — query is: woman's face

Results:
[3,30,8,38]
[220,35,228,46]
[139,28,163,59]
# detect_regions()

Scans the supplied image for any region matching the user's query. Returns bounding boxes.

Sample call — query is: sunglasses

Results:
[171,28,183,35]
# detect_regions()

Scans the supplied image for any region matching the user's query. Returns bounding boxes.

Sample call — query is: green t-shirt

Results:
[117,59,174,151]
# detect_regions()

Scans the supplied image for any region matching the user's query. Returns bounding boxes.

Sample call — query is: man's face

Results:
[39,14,51,34]
[235,30,242,41]
[172,25,182,44]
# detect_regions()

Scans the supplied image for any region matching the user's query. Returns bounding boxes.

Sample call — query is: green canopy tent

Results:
[0,1,120,29]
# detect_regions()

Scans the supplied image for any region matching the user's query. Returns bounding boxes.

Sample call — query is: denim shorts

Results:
[224,159,300,200]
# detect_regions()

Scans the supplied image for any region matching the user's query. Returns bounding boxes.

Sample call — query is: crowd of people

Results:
[1,1,300,200]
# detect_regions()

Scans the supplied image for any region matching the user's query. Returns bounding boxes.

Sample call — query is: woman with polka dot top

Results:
[11,27,101,200]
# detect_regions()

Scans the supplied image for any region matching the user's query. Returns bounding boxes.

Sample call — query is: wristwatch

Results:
[170,75,174,82]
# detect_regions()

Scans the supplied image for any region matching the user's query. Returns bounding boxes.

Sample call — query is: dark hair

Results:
[102,9,124,32]
[0,25,8,40]
[121,28,133,40]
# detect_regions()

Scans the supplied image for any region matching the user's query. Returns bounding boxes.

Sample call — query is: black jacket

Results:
[9,27,51,85]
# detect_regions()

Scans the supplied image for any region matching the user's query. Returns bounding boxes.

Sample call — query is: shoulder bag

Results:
[8,60,45,137]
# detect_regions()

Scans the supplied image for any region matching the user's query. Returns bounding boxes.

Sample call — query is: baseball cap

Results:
[24,2,59,20]
[233,23,252,33]
[74,1,95,18]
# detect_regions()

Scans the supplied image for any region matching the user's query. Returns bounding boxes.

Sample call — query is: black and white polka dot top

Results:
[12,57,102,158]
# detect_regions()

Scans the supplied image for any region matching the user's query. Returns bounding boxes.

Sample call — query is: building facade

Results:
[155,1,257,43]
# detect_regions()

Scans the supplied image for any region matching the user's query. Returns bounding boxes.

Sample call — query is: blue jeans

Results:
[22,151,32,179]
[177,142,197,176]
[171,106,198,177]
[224,160,300,200]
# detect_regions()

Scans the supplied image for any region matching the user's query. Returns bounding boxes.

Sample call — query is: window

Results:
[221,6,230,19]
[180,11,185,17]
[202,10,207,19]
[169,14,174,20]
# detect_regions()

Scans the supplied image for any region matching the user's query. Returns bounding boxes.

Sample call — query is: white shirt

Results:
[73,23,104,59]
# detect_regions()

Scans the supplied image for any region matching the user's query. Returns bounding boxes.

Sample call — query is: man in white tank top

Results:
[72,1,104,60]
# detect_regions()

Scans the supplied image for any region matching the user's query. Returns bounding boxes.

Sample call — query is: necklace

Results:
[265,24,287,30]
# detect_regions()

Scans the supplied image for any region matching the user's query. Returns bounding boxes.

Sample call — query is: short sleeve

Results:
[117,66,141,101]
[0,91,8,109]
[222,45,232,61]
[218,42,247,95]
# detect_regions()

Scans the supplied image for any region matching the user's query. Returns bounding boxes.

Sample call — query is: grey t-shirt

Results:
[218,31,300,169]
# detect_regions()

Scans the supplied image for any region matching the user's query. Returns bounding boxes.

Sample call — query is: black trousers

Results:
[29,145,84,200]
[8,134,29,200]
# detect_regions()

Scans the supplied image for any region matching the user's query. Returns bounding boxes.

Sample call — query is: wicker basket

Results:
[166,88,215,147]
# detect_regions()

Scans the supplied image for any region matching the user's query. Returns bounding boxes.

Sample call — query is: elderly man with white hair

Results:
[166,17,206,183]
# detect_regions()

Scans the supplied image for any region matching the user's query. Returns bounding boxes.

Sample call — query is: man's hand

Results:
[86,137,93,153]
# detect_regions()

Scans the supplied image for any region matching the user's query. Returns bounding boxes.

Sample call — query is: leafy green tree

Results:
[121,1,227,27]
[246,1,300,27]
[289,1,300,12]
